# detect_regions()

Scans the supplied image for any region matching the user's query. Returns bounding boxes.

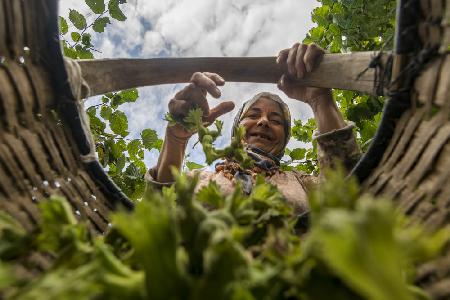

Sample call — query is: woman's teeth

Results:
[251,133,271,141]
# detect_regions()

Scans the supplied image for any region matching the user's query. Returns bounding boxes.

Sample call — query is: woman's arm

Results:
[309,89,346,133]
[277,43,361,173]
[154,126,189,183]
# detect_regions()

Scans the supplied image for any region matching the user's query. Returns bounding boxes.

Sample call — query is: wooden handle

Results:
[77,52,389,97]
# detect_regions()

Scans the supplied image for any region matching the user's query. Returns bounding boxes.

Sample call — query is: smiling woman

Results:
[146,43,362,214]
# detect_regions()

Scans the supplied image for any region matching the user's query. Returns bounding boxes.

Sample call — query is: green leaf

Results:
[186,161,205,170]
[113,199,187,299]
[183,108,203,131]
[291,118,315,143]
[71,32,81,42]
[37,196,89,260]
[59,17,68,35]
[141,129,160,150]
[100,105,112,120]
[87,106,106,134]
[62,41,78,59]
[289,148,306,161]
[77,48,94,59]
[110,110,129,137]
[196,181,224,209]
[124,163,143,180]
[85,0,105,14]
[75,45,94,59]
[93,17,111,33]
[115,155,126,172]
[108,0,127,21]
[127,139,142,159]
[120,89,139,103]
[69,9,87,30]
[105,139,126,161]
[81,33,92,47]
[153,139,163,151]
[0,212,29,260]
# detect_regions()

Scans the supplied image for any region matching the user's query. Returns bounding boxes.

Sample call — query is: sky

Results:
[59,0,320,168]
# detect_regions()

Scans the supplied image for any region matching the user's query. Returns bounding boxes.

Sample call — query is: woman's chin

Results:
[247,140,277,154]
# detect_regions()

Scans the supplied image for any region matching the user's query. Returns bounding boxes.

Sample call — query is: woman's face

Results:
[239,97,286,156]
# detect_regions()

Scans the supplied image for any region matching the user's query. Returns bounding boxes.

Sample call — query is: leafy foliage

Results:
[283,0,397,174]
[86,90,162,201]
[60,1,163,201]
[1,170,448,299]
[60,0,128,59]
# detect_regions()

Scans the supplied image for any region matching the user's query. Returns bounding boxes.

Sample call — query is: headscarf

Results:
[217,92,292,194]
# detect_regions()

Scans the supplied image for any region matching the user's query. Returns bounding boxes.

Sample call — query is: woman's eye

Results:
[271,119,281,125]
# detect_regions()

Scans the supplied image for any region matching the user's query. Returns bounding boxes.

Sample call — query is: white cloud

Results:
[59,0,319,167]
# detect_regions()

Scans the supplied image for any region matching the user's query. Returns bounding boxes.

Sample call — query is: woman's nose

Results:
[257,116,269,127]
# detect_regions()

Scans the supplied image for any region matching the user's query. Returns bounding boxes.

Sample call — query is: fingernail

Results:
[214,87,221,96]
[306,63,312,73]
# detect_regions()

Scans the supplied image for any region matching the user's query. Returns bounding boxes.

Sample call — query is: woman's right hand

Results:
[167,72,235,141]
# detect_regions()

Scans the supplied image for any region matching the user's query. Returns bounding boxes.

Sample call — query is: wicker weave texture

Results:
[0,0,114,241]
[362,0,450,298]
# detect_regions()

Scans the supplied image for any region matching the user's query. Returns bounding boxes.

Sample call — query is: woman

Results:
[146,43,361,214]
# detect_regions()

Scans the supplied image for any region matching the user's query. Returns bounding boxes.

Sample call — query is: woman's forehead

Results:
[248,97,283,113]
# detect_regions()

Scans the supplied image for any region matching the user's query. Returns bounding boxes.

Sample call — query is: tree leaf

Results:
[59,17,68,35]
[196,181,223,209]
[85,0,105,14]
[100,106,112,120]
[93,17,111,33]
[110,110,129,137]
[114,155,126,173]
[69,9,87,30]
[87,106,106,134]
[141,129,160,150]
[120,89,139,103]
[186,161,205,170]
[108,0,127,21]
[75,45,94,59]
[81,33,92,47]
[289,148,306,161]
[127,139,142,160]
[71,32,81,42]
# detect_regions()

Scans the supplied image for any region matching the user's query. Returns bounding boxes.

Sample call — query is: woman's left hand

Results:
[276,43,331,106]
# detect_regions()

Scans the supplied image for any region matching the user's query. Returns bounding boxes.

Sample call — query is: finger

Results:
[168,98,192,119]
[286,43,300,76]
[277,74,293,95]
[190,72,221,98]
[295,44,308,78]
[174,83,208,104]
[304,43,325,73]
[203,72,225,86]
[205,101,235,123]
[276,48,290,65]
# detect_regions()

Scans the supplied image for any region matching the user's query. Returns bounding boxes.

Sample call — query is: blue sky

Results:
[59,0,319,169]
